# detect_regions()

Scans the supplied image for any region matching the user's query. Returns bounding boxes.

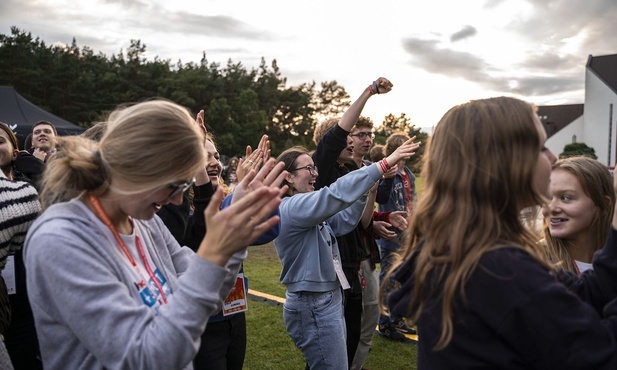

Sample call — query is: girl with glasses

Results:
[273,134,419,369]
[24,100,285,370]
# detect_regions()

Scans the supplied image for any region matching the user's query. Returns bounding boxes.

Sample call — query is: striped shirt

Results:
[0,170,41,270]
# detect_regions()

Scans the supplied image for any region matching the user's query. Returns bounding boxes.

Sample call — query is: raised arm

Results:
[337,77,393,132]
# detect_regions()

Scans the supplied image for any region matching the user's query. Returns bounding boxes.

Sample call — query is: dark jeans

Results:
[193,312,246,370]
[378,248,402,326]
[343,266,363,369]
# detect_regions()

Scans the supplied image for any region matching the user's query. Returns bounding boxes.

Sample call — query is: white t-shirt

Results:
[575,259,593,274]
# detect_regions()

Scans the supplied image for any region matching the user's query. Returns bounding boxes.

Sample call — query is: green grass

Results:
[415,176,424,197]
[244,243,418,369]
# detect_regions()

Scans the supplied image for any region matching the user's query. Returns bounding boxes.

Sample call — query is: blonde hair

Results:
[543,156,615,273]
[40,100,205,209]
[312,118,339,145]
[384,97,555,350]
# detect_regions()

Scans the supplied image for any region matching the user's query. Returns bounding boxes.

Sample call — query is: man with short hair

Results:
[13,121,57,190]
[346,119,413,368]
[29,121,57,162]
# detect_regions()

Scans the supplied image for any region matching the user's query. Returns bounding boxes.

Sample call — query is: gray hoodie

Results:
[24,199,245,370]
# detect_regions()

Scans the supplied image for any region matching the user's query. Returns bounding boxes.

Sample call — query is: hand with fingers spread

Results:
[376,136,421,175]
[199,185,281,266]
[388,135,420,163]
[232,158,288,204]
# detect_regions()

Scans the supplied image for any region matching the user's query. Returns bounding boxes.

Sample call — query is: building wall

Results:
[584,69,617,166]
[546,116,584,157]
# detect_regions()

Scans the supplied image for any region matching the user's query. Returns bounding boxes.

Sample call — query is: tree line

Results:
[0,27,427,169]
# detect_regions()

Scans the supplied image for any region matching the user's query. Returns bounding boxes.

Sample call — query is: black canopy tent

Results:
[0,86,84,149]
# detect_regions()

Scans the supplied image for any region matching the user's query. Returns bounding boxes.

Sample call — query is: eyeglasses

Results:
[291,165,318,176]
[167,178,196,199]
[349,132,375,140]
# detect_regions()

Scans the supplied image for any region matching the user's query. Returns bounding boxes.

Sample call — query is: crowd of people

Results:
[1,76,617,370]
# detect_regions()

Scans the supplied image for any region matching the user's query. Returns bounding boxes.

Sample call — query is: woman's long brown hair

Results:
[383,97,555,350]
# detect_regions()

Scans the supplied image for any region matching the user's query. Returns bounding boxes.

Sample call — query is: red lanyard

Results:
[87,194,168,304]
[572,257,581,277]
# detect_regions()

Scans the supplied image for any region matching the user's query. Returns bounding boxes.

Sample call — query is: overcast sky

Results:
[1,0,616,132]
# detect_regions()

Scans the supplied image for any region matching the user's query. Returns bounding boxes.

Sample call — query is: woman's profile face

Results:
[0,129,18,172]
[205,140,222,188]
[531,117,557,198]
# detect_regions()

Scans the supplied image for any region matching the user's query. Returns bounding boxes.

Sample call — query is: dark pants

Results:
[343,267,363,369]
[193,312,246,370]
[378,248,402,327]
[5,249,42,370]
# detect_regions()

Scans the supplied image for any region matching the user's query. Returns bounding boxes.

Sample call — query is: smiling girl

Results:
[543,156,615,275]
[274,137,418,369]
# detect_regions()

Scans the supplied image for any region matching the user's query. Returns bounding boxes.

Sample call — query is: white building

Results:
[541,53,617,167]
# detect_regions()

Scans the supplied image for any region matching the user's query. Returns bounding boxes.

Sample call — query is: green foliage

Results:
[374,112,428,173]
[1,27,424,159]
[559,142,597,160]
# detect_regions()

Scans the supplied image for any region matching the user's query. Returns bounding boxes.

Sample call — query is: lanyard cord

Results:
[87,194,168,304]
[572,257,581,277]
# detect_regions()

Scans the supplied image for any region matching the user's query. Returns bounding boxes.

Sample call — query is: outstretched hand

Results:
[233,158,288,204]
[385,136,421,168]
[199,185,281,266]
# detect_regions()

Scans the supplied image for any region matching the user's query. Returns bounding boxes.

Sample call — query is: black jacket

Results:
[389,229,617,369]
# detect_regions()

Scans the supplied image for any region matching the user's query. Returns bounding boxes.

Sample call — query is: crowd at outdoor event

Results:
[2,76,617,370]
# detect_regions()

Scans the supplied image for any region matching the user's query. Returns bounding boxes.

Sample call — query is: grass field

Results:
[243,243,418,369]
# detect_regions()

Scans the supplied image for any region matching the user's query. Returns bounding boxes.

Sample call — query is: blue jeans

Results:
[283,289,347,369]
[378,248,402,326]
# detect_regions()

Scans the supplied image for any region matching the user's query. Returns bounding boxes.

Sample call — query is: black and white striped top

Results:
[0,170,41,270]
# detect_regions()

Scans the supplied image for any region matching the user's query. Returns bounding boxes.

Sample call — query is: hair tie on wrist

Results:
[372,81,379,94]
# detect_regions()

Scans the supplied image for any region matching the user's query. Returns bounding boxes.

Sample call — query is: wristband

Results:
[380,158,392,171]
[372,81,379,94]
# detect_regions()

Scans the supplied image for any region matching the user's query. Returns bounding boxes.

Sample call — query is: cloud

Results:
[450,25,477,42]
[510,0,617,54]
[517,52,583,75]
[401,36,583,97]
[402,38,491,80]
[399,0,616,99]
